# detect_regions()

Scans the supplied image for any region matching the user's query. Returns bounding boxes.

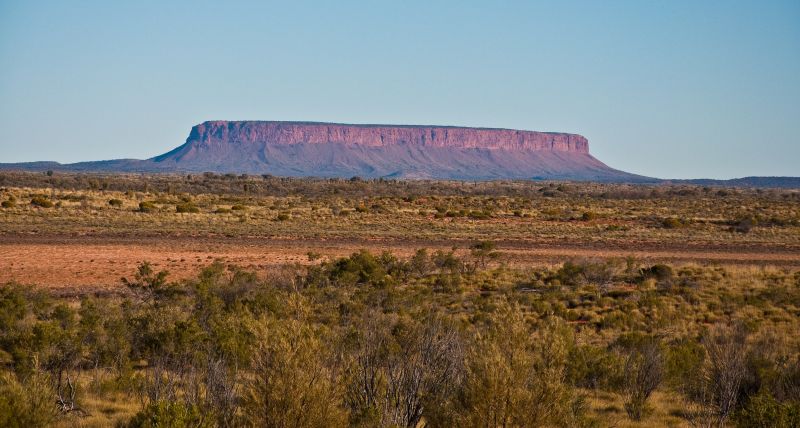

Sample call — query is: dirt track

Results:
[1,235,798,293]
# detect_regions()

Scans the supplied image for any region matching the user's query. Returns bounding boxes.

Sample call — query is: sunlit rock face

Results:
[147,121,642,181]
[182,121,590,153]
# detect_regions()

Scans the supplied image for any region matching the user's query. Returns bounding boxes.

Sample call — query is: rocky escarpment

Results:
[179,121,590,152]
[0,121,655,182]
[143,121,640,181]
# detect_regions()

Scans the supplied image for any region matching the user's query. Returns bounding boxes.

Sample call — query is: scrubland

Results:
[1,172,799,246]
[1,171,799,427]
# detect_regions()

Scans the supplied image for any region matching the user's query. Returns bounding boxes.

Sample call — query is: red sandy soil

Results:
[1,235,798,295]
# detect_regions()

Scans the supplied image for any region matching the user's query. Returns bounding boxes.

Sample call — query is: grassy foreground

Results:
[1,172,799,427]
[2,250,799,427]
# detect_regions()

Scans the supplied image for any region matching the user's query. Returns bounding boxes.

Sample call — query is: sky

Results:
[0,1,798,179]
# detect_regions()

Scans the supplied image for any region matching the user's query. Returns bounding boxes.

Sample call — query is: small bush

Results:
[567,345,623,391]
[215,207,232,214]
[138,201,157,213]
[551,261,614,285]
[176,202,200,213]
[640,264,673,282]
[108,198,123,207]
[30,196,54,208]
[276,213,290,221]
[581,211,597,221]
[734,392,800,428]
[0,372,58,428]
[124,401,212,428]
[623,340,664,421]
[665,339,704,391]
[1,200,14,208]
[230,204,246,211]
[467,209,492,219]
[433,272,463,292]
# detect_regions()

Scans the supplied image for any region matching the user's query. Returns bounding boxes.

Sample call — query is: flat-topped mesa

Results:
[1,119,654,181]
[187,121,590,153]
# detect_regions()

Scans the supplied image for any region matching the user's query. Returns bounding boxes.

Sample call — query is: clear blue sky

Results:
[1,1,798,179]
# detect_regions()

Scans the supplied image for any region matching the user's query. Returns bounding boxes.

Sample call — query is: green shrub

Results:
[734,392,800,428]
[0,372,57,428]
[123,401,213,428]
[664,339,705,392]
[567,345,623,391]
[138,201,156,213]
[433,272,463,292]
[431,250,463,273]
[175,202,200,213]
[555,261,585,286]
[449,311,589,427]
[241,319,348,427]
[325,250,395,288]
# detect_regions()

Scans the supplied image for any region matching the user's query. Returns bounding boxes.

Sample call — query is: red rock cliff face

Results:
[187,121,589,153]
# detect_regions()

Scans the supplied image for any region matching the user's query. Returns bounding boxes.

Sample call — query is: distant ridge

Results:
[1,121,795,186]
[679,177,800,189]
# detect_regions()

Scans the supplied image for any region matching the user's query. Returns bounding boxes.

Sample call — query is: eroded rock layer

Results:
[184,121,590,152]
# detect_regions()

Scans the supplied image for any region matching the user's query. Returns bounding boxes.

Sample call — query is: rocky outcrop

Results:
[139,121,644,181]
[182,121,590,153]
